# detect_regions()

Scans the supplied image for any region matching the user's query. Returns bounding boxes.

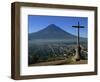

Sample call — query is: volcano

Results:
[28,24,78,40]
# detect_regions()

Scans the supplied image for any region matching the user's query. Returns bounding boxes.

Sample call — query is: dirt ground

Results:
[29,59,87,66]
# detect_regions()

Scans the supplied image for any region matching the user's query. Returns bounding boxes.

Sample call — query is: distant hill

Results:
[28,24,87,42]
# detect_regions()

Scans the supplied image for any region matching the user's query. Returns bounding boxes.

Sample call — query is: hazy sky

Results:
[28,15,88,38]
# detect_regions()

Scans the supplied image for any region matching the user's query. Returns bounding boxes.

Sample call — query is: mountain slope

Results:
[29,24,77,40]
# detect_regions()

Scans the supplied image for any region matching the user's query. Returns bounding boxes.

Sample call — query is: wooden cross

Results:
[72,22,85,61]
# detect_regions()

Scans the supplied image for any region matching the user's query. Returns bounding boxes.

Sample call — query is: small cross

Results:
[72,22,85,61]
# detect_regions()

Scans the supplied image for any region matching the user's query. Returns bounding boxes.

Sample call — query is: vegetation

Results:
[28,41,88,65]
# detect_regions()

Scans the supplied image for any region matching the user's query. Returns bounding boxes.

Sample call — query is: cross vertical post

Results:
[72,22,84,61]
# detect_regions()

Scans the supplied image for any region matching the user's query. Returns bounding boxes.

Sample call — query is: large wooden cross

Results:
[72,22,85,61]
